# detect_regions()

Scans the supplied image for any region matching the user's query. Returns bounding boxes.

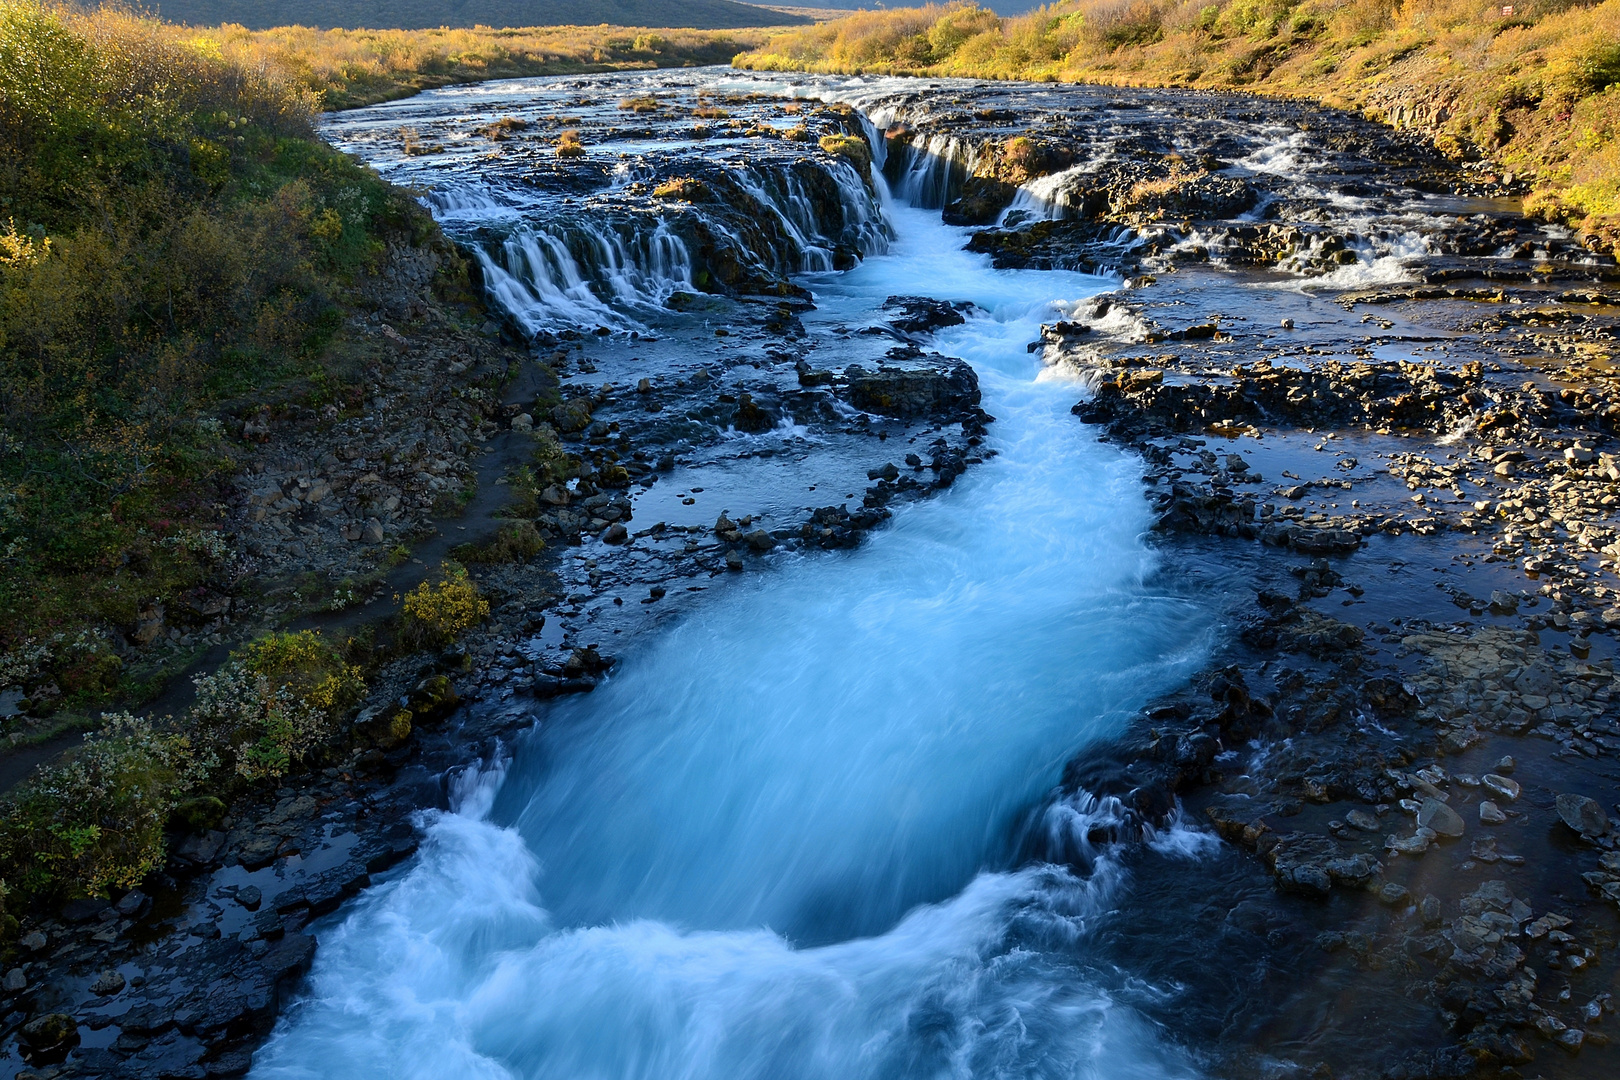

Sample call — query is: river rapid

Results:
[246,72,1234,1079]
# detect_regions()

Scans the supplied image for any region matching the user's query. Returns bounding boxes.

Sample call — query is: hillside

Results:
[736,1,1620,256]
[152,0,808,30]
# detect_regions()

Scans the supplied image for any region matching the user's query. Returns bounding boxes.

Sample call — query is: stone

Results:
[867,462,901,482]
[1556,793,1610,837]
[1420,895,1443,926]
[262,932,317,981]
[1345,808,1380,832]
[362,517,385,544]
[742,529,774,552]
[1494,755,1516,774]
[1482,773,1520,800]
[844,360,981,418]
[20,930,45,951]
[600,523,628,544]
[510,413,533,432]
[237,885,263,910]
[90,969,126,996]
[1417,797,1466,839]
[724,549,744,571]
[114,889,149,917]
[1489,590,1519,614]
[61,897,110,923]
[3,968,25,992]
[18,1013,78,1064]
[883,295,968,334]
[1378,881,1411,905]
[1479,801,1508,825]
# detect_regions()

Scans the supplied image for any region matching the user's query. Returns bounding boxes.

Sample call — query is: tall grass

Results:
[193,22,773,109]
[736,1,1620,246]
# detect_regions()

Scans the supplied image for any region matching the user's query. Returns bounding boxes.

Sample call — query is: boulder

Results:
[844,360,981,419]
[883,295,970,334]
[1556,793,1610,837]
[1418,798,1466,839]
[18,1013,78,1064]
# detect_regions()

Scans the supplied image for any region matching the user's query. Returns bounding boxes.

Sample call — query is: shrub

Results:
[188,631,363,780]
[455,521,545,564]
[0,714,193,897]
[400,564,489,647]
[556,129,585,157]
[652,176,709,201]
[819,133,874,176]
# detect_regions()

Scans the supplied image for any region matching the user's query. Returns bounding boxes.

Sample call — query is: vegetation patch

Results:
[399,564,490,648]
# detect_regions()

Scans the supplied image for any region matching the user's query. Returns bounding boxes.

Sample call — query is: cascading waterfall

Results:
[451,158,889,332]
[887,133,978,209]
[253,83,1220,1080]
[1000,163,1094,224]
[473,219,695,333]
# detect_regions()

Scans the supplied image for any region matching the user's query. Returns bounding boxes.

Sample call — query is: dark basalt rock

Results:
[882,295,971,335]
[942,176,1017,225]
[843,359,981,419]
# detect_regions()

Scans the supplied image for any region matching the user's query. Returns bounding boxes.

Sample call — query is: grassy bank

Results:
[0,0,466,725]
[735,0,1620,252]
[182,21,773,109]
[0,0,517,908]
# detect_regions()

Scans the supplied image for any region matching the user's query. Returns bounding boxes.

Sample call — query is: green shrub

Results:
[188,631,363,780]
[0,713,193,897]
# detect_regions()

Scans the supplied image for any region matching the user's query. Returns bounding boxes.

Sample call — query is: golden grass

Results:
[185,22,775,109]
[736,1,1620,250]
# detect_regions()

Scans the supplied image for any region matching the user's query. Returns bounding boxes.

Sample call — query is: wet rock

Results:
[725,549,744,571]
[18,1013,78,1065]
[883,295,970,334]
[262,932,316,982]
[844,360,981,419]
[90,968,126,996]
[1482,773,1520,801]
[741,529,774,552]
[867,462,901,482]
[61,897,110,923]
[3,968,25,992]
[942,177,1017,226]
[1346,808,1380,832]
[1266,833,1378,895]
[1479,801,1507,825]
[733,392,775,433]
[1418,798,1466,839]
[1556,793,1611,838]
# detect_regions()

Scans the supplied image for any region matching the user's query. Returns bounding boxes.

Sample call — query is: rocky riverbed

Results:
[5,69,1620,1080]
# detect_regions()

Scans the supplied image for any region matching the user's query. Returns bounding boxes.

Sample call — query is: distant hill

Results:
[152,0,811,30]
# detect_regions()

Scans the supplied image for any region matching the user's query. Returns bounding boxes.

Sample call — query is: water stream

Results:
[252,76,1224,1080]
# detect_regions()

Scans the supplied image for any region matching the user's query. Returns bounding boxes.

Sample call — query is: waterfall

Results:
[444,157,888,333]
[886,133,978,210]
[1000,164,1094,224]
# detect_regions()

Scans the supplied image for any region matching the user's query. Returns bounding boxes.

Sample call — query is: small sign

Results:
[1502,5,1514,15]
